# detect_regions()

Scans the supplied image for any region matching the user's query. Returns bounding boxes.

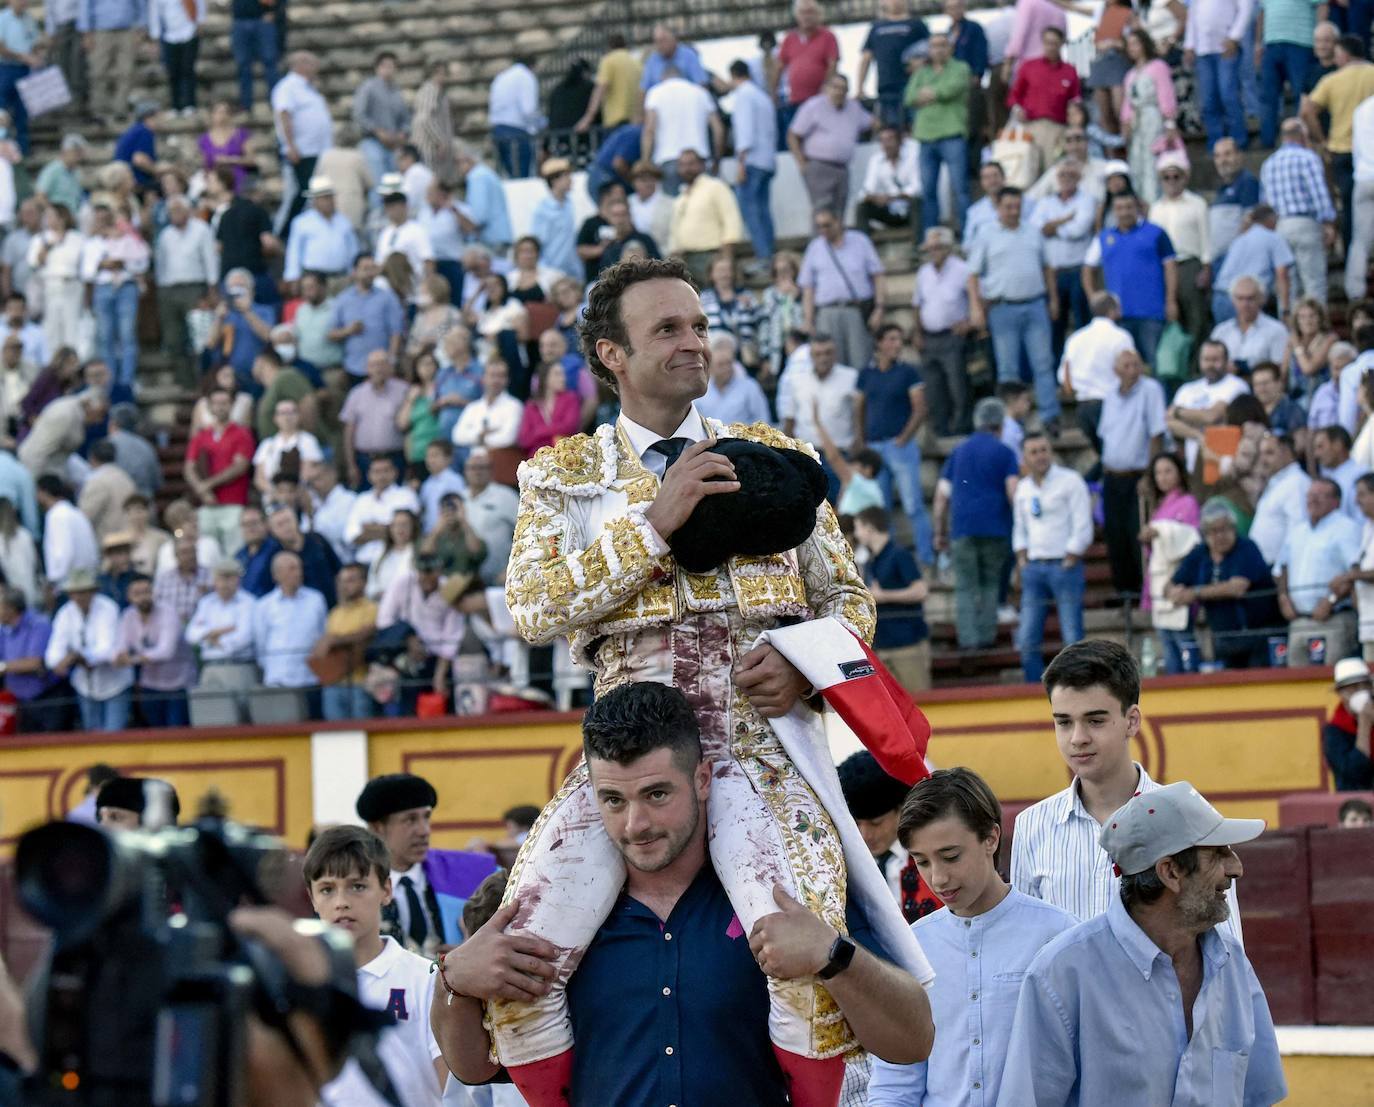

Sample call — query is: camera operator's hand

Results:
[439,899,558,1002]
[229,907,345,1106]
[642,439,740,540]
[0,953,36,1074]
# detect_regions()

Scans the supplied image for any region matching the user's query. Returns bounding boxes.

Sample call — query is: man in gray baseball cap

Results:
[999,781,1287,1106]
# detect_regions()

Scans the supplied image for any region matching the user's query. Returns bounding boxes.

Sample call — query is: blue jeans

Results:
[94,281,140,390]
[322,683,376,721]
[230,18,278,111]
[1122,316,1165,369]
[1260,42,1312,148]
[1195,52,1247,149]
[360,136,394,209]
[1159,628,1196,675]
[1052,267,1089,357]
[80,689,131,732]
[876,93,909,129]
[0,63,29,154]
[918,136,970,237]
[492,125,534,178]
[1017,559,1085,682]
[987,298,1060,422]
[1239,8,1262,118]
[735,165,776,261]
[140,689,189,727]
[872,436,935,565]
[434,258,464,306]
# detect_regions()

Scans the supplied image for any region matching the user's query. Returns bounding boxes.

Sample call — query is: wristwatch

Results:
[817,933,857,980]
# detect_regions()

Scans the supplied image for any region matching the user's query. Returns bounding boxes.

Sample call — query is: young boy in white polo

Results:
[305,825,450,1107]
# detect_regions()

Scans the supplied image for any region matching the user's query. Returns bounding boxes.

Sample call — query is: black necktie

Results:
[648,437,691,472]
[875,849,894,875]
[399,875,428,948]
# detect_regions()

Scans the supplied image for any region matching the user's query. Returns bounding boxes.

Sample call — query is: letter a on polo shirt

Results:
[385,987,409,1022]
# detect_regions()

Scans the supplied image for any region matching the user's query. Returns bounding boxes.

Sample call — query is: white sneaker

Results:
[997,604,1018,625]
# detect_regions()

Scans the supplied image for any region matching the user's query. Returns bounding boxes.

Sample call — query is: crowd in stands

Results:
[0,0,1368,751]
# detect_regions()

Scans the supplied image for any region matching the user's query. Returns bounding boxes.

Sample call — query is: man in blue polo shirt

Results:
[1082,191,1178,368]
[933,396,1021,651]
[585,121,642,204]
[430,681,935,1107]
[854,505,932,693]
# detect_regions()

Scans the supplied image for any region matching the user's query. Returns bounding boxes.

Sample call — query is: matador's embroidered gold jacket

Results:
[505,418,876,660]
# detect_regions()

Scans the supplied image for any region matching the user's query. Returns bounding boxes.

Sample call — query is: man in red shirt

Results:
[776,0,840,135]
[184,387,256,558]
[1007,27,1081,172]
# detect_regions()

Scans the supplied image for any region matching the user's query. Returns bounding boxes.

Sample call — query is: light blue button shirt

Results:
[463,162,513,249]
[252,586,327,687]
[868,889,1077,1107]
[283,208,358,281]
[0,9,39,54]
[697,365,772,426]
[530,194,579,279]
[1277,507,1364,614]
[968,221,1049,302]
[997,894,1287,1107]
[1030,188,1098,269]
[420,203,464,262]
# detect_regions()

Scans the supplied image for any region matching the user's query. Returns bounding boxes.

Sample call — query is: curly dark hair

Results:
[578,256,699,391]
[582,680,701,772]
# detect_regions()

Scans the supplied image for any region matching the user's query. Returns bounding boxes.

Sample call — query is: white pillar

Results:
[311,730,370,828]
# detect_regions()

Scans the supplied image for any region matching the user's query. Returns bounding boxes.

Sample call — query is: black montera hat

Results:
[356,773,438,823]
[668,440,827,574]
[837,751,911,820]
[96,776,182,819]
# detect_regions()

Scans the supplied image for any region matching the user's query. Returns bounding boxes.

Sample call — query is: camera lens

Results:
[15,823,115,935]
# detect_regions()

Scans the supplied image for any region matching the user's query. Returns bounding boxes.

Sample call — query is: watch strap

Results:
[817,933,856,980]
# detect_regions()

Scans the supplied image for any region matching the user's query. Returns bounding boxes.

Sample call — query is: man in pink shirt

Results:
[1008,26,1082,167]
[776,0,840,134]
[1003,0,1069,79]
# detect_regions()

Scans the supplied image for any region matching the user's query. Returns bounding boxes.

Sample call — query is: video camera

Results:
[11,800,401,1107]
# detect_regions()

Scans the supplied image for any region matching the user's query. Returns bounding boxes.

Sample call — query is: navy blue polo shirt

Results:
[1214,169,1261,210]
[1170,535,1280,635]
[567,864,885,1107]
[113,121,157,189]
[862,17,929,97]
[857,361,921,442]
[868,541,929,650]
[940,431,1019,541]
[1093,220,1176,321]
[594,123,643,174]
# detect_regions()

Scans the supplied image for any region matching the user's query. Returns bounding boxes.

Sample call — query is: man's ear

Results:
[1124,703,1143,740]
[381,876,394,908]
[694,758,712,802]
[595,338,624,377]
[1155,854,1186,895]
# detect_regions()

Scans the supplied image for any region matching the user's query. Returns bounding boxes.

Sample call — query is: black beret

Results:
[96,777,181,819]
[668,440,827,573]
[356,773,438,823]
[837,751,910,820]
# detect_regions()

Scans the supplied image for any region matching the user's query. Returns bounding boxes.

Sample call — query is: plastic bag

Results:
[991,125,1041,190]
[1155,321,1193,380]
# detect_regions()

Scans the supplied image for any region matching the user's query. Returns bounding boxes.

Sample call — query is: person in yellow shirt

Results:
[667,148,747,283]
[576,34,643,132]
[1302,34,1374,247]
[315,562,378,721]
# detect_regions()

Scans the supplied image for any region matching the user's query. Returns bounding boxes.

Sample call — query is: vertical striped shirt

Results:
[1011,763,1245,945]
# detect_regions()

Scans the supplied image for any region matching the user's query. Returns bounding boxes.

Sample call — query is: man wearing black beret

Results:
[490,257,934,1107]
[357,772,496,958]
[95,776,181,830]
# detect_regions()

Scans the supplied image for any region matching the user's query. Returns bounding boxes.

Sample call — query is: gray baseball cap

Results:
[1099,782,1265,877]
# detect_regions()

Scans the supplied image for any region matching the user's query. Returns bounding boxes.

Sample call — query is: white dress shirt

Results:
[185,588,258,662]
[1249,460,1312,566]
[344,483,422,566]
[488,62,542,133]
[867,890,1078,1107]
[1030,187,1098,269]
[1278,508,1364,614]
[1058,316,1136,401]
[252,585,327,686]
[155,218,219,286]
[1338,350,1374,435]
[43,498,98,586]
[860,140,921,214]
[1183,0,1255,55]
[912,256,971,333]
[775,364,859,450]
[617,407,709,478]
[1322,456,1365,521]
[1012,762,1244,944]
[1012,464,1094,559]
[149,0,203,42]
[451,392,523,451]
[313,483,358,563]
[1148,189,1212,263]
[45,594,133,700]
[388,861,442,946]
[1170,372,1251,468]
[375,219,434,301]
[1209,313,1289,369]
[1027,156,1109,203]
[272,71,334,157]
[253,431,324,482]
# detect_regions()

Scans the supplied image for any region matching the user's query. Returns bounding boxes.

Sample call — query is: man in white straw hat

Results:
[1000,781,1287,1106]
[283,175,358,291]
[1323,656,1374,791]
